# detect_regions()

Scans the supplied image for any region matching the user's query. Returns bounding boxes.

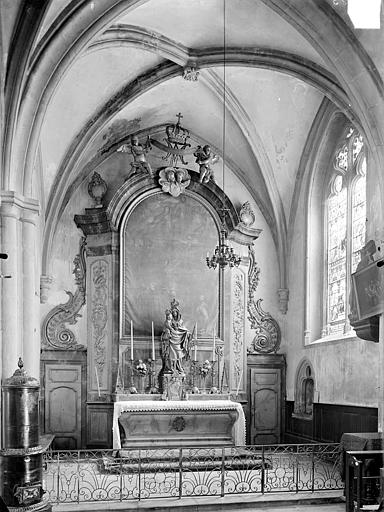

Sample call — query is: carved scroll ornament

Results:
[247,245,281,354]
[232,272,245,386]
[91,260,108,380]
[41,238,86,350]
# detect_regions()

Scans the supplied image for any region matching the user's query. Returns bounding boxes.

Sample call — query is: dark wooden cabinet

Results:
[247,353,286,444]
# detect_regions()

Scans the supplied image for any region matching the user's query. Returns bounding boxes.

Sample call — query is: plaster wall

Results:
[41,179,90,347]
[284,177,379,408]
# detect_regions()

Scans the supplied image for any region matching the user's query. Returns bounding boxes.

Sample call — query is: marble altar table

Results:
[112,399,246,449]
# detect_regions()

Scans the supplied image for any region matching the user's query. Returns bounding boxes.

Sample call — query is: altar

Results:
[112,397,246,449]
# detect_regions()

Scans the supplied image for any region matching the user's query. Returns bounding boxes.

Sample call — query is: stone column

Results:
[0,192,40,382]
[0,197,21,381]
[378,314,384,433]
[21,206,40,378]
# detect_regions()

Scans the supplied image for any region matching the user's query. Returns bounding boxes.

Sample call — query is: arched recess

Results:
[293,358,315,418]
[107,171,240,336]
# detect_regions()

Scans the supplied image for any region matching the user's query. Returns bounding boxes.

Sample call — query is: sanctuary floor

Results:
[53,500,347,512]
[53,492,346,512]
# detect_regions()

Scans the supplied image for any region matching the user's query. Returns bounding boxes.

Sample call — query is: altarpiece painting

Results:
[121,192,219,338]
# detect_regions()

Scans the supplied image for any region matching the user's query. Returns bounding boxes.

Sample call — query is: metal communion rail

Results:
[42,443,343,504]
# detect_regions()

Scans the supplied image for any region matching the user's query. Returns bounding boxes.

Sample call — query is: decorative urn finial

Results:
[88,171,107,208]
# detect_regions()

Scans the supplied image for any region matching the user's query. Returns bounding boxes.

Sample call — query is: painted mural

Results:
[122,193,219,337]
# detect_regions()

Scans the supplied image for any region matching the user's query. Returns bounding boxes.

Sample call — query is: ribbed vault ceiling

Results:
[37,0,329,225]
[6,0,382,285]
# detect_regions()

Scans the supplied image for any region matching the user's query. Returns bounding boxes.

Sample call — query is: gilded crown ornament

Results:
[150,113,191,167]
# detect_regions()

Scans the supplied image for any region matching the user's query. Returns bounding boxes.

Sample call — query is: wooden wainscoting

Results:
[284,401,378,443]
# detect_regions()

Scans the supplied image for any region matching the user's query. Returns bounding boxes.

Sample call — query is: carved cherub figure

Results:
[193,145,219,184]
[158,167,191,197]
[117,135,152,177]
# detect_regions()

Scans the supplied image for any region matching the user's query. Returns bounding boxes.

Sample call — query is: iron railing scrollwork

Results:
[42,443,343,504]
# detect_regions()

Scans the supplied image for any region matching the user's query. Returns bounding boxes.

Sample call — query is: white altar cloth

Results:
[112,399,246,449]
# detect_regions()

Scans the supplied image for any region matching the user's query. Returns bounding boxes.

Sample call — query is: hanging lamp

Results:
[206,0,241,271]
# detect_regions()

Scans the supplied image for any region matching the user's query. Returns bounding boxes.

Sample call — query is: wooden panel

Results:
[285,401,378,443]
[247,354,286,445]
[87,404,113,448]
[45,364,82,449]
[48,387,78,432]
[254,373,277,385]
[254,388,278,430]
[250,367,281,444]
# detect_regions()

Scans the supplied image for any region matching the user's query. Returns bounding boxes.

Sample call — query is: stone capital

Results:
[40,275,54,304]
[0,191,40,220]
[277,288,289,314]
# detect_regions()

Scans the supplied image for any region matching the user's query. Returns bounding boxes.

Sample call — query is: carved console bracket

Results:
[247,245,281,354]
[74,208,112,235]
[41,237,87,350]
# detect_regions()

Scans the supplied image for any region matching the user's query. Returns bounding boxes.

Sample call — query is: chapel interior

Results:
[0,0,384,509]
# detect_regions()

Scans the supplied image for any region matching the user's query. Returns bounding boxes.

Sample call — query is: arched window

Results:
[324,127,366,336]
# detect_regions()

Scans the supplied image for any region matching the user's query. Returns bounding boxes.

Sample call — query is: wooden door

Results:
[44,364,82,449]
[250,367,281,444]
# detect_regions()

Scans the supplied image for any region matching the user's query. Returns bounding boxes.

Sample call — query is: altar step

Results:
[53,491,344,512]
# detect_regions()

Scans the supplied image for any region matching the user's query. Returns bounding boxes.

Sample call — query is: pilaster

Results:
[21,207,40,377]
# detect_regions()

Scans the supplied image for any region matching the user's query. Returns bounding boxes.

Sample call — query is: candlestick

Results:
[152,321,155,360]
[130,320,134,360]
[94,366,101,398]
[212,328,216,361]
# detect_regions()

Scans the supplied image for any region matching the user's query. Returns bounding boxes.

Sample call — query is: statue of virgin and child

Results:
[161,299,193,376]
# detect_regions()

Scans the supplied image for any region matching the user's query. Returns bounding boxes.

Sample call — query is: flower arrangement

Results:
[199,360,212,376]
[136,359,148,376]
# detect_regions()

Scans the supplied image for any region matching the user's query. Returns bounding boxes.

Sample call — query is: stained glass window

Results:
[325,128,366,335]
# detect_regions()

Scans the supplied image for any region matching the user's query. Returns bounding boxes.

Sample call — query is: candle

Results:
[152,321,155,360]
[94,366,101,398]
[120,365,124,389]
[212,328,216,361]
[195,322,198,340]
[194,340,197,362]
[130,320,134,360]
[236,367,243,396]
